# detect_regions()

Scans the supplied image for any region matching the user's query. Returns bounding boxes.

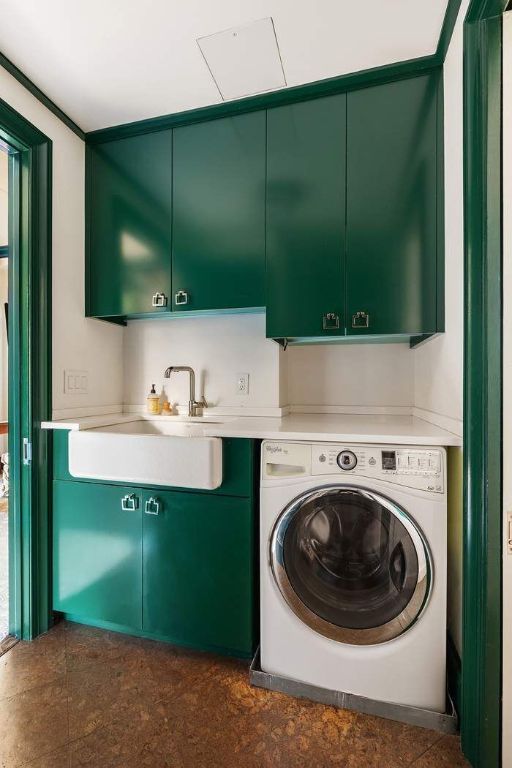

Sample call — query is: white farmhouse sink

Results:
[68,419,223,490]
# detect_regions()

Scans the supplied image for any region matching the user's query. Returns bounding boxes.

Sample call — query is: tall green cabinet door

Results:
[142,491,254,656]
[53,480,142,628]
[266,95,346,339]
[172,112,265,311]
[86,130,172,317]
[346,73,440,336]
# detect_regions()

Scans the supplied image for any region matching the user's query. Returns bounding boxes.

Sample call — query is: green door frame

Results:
[0,96,52,640]
[463,1,508,766]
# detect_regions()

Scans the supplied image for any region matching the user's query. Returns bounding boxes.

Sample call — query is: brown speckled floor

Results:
[0,621,469,768]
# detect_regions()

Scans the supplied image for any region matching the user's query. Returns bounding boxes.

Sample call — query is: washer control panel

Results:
[311,444,444,493]
[262,441,445,494]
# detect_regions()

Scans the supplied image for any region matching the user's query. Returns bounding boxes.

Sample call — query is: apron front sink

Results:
[68,420,223,490]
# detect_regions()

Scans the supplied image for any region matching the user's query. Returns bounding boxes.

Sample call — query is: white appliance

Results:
[260,440,447,713]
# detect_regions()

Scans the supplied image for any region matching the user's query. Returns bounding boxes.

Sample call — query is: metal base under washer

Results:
[249,648,458,734]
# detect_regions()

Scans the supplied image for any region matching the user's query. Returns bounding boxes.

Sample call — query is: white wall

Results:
[0,67,124,420]
[286,344,413,411]
[123,314,415,416]
[123,313,284,415]
[412,2,467,440]
[416,0,469,657]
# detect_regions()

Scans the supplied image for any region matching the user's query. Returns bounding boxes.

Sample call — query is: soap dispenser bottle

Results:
[146,384,160,415]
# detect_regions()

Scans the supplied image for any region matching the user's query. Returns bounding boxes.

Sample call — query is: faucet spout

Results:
[163,366,206,417]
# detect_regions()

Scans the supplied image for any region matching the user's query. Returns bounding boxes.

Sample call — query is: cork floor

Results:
[0,621,469,768]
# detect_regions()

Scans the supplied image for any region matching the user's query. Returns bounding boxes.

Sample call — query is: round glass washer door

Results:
[270,486,432,645]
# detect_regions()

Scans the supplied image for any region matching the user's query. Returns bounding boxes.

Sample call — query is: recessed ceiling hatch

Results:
[197,17,287,101]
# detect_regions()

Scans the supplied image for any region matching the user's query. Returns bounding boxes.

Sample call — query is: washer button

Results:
[337,450,357,471]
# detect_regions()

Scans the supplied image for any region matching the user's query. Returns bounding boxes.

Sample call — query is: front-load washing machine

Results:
[260,440,447,712]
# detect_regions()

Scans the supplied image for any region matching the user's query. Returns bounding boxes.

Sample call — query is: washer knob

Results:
[337,450,357,471]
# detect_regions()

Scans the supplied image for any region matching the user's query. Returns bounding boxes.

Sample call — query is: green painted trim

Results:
[462,8,504,767]
[0,245,7,258]
[467,0,509,21]
[1,0,462,145]
[0,95,52,640]
[57,614,253,659]
[0,51,85,140]
[437,0,465,60]
[86,60,442,144]
[436,72,446,334]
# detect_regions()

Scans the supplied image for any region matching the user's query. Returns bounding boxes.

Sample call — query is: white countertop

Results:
[41,412,462,446]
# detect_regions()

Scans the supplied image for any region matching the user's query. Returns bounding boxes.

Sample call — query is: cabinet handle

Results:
[145,496,160,516]
[121,493,139,512]
[152,292,168,308]
[352,311,370,329]
[322,312,340,330]
[175,290,189,306]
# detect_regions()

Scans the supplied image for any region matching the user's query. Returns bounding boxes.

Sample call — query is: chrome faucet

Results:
[163,366,207,417]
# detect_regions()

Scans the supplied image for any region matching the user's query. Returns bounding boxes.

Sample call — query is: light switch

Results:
[64,369,88,395]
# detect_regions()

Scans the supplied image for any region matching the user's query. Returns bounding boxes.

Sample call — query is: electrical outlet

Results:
[64,369,88,395]
[237,373,249,396]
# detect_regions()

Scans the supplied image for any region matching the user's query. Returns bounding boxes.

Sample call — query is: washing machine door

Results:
[270,485,432,645]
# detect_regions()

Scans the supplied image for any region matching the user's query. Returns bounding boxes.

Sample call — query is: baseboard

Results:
[289,405,413,416]
[51,404,124,420]
[122,404,290,418]
[412,407,463,438]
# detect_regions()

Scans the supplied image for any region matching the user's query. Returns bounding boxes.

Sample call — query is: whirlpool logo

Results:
[265,444,287,455]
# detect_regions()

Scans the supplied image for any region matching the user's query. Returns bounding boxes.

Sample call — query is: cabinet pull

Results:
[175,290,189,306]
[322,313,340,330]
[145,497,160,516]
[352,311,370,329]
[152,292,168,308]
[121,493,139,512]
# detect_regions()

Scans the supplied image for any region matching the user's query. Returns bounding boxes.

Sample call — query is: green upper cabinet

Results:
[266,95,347,339]
[346,73,441,337]
[172,112,265,311]
[86,130,173,318]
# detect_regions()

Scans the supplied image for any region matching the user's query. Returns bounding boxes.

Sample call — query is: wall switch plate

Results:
[237,373,249,396]
[64,369,88,395]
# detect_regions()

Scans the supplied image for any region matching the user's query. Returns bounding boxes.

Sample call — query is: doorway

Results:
[0,146,7,643]
[0,97,51,642]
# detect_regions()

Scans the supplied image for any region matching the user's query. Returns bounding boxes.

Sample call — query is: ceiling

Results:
[0,0,449,133]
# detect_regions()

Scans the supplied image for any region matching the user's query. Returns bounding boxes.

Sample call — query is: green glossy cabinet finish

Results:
[346,73,439,336]
[172,112,265,311]
[52,433,256,656]
[266,95,347,339]
[86,130,172,317]
[142,491,253,655]
[53,480,142,628]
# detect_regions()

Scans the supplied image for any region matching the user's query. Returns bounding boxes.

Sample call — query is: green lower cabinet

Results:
[52,446,257,657]
[53,481,142,628]
[142,490,254,656]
